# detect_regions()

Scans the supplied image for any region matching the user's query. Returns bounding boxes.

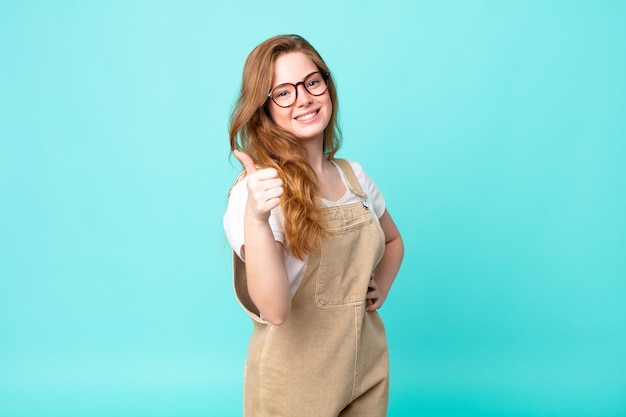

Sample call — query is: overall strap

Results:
[333,159,370,209]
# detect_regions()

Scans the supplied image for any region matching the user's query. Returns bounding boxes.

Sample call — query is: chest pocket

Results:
[314,203,384,309]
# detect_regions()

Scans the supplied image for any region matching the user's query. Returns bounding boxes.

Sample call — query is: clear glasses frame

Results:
[267,71,331,108]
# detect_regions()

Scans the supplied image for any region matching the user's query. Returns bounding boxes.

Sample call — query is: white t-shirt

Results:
[223,159,386,298]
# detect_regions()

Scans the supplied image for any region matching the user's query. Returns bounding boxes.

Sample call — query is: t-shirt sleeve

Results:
[348,160,386,219]
[223,177,285,261]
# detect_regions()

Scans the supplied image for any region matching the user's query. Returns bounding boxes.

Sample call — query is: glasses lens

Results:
[271,84,296,107]
[270,72,329,107]
[304,72,327,96]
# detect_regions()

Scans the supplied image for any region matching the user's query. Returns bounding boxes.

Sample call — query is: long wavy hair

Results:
[229,34,342,259]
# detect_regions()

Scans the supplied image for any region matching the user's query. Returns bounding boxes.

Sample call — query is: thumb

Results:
[233,149,257,174]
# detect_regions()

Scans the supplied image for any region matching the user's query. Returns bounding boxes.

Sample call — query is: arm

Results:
[242,220,290,325]
[235,150,291,325]
[367,209,404,311]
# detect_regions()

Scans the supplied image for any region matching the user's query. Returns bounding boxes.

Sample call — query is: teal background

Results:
[1,1,625,416]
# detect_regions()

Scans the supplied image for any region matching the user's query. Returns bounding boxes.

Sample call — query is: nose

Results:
[295,82,313,106]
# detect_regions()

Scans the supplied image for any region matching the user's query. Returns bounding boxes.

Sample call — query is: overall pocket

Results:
[315,213,384,309]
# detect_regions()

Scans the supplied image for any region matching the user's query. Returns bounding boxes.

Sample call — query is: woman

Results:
[224,34,404,417]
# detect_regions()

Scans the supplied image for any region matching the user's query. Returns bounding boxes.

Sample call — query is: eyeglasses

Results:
[267,71,330,108]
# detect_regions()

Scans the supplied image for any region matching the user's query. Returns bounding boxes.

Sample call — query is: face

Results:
[267,52,332,143]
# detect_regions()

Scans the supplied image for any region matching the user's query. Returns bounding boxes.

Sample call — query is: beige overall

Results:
[233,159,389,417]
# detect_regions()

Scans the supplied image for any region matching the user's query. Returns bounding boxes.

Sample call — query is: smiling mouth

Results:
[295,110,319,121]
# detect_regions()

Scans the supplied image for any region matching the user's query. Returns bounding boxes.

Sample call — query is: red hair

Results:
[229,34,342,259]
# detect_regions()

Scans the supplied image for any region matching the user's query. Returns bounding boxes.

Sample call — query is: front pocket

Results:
[315,217,384,309]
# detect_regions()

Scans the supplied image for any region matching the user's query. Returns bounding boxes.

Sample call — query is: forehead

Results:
[272,52,318,85]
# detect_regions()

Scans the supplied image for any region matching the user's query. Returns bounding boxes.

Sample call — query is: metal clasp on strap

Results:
[351,188,369,210]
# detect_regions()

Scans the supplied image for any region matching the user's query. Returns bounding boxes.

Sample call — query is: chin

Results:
[295,128,325,140]
[295,121,331,139]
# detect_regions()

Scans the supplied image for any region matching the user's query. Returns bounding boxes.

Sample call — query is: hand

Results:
[366,277,387,311]
[234,150,284,222]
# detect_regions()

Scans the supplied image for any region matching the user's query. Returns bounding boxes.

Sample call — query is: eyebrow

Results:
[271,70,319,89]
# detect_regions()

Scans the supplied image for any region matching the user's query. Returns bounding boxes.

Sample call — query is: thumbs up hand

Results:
[234,150,284,222]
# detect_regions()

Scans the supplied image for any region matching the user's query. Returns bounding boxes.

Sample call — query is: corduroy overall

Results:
[233,159,389,417]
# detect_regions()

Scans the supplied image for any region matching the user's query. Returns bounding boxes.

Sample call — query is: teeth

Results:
[296,111,317,121]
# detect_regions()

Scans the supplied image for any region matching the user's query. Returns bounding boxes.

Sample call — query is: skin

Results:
[235,52,404,325]
[267,52,333,146]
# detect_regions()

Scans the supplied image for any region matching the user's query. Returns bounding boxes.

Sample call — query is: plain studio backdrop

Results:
[1,1,625,416]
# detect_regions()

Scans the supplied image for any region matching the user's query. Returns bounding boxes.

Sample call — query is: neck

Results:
[301,135,327,174]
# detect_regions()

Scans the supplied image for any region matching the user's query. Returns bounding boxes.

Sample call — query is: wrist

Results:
[244,206,271,226]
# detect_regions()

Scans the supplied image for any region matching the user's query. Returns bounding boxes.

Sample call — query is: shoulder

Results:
[227,174,248,201]
[334,158,364,175]
[347,159,366,177]
[336,158,370,182]
[335,158,386,218]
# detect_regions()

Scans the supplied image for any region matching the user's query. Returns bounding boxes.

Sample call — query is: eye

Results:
[308,76,321,85]
[273,86,293,100]
[306,73,323,90]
